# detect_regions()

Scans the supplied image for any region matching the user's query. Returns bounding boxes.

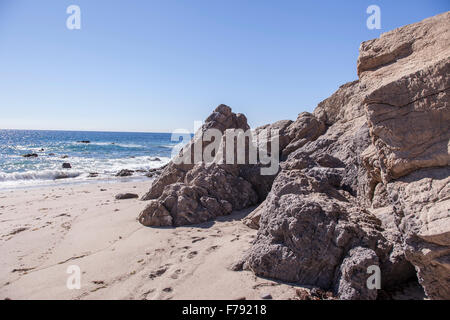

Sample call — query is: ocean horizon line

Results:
[0,128,193,135]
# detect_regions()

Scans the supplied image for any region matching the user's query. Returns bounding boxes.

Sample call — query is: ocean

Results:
[0,129,180,190]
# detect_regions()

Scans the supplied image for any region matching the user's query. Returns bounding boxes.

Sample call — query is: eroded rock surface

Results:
[243,12,450,300]
[138,12,450,299]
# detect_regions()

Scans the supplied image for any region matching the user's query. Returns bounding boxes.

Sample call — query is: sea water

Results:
[0,129,179,190]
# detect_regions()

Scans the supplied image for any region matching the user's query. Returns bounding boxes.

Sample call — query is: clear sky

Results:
[0,0,448,132]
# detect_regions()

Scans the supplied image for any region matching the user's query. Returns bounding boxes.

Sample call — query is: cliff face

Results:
[139,12,450,299]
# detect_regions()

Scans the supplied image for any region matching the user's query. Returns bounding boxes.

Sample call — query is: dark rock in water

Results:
[48,153,55,156]
[77,140,90,144]
[115,193,139,200]
[145,167,164,178]
[62,163,72,169]
[150,157,161,161]
[61,155,69,159]
[39,148,44,152]
[23,153,38,158]
[116,169,134,177]
[88,173,98,178]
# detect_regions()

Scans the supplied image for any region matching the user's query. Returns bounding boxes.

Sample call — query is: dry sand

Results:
[0,180,302,300]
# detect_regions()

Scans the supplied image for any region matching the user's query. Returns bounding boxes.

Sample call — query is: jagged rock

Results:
[241,12,449,300]
[138,200,172,226]
[281,112,326,158]
[254,119,293,154]
[357,12,450,299]
[141,105,251,202]
[243,167,391,299]
[140,163,258,226]
[388,167,450,299]
[136,13,449,299]
[242,202,264,229]
[334,247,379,300]
[139,105,262,226]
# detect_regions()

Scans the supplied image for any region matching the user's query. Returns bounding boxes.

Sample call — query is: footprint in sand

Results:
[60,222,71,231]
[191,236,206,243]
[149,266,169,279]
[187,251,198,259]
[231,236,240,242]
[207,245,220,252]
[141,288,155,299]
[170,269,183,279]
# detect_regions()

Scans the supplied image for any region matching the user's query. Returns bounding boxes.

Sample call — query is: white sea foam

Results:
[0,169,83,182]
[0,156,170,189]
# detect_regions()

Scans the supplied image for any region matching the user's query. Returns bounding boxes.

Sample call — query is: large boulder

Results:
[139,105,287,227]
[242,150,396,300]
[241,12,449,299]
[141,104,250,202]
[137,12,449,299]
[358,11,450,299]
[388,167,450,299]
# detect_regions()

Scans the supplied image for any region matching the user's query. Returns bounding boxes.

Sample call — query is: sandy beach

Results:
[0,180,303,300]
[1,6,448,301]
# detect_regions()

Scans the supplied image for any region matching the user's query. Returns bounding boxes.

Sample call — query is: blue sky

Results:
[0,0,448,132]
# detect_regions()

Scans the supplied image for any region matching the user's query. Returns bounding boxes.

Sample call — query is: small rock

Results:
[62,163,72,169]
[295,288,312,300]
[261,293,272,300]
[116,169,134,177]
[61,155,69,159]
[77,140,90,144]
[22,153,38,158]
[115,193,139,200]
[88,173,98,178]
[55,174,69,180]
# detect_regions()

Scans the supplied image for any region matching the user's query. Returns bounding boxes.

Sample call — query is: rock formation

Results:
[115,193,139,200]
[139,12,449,299]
